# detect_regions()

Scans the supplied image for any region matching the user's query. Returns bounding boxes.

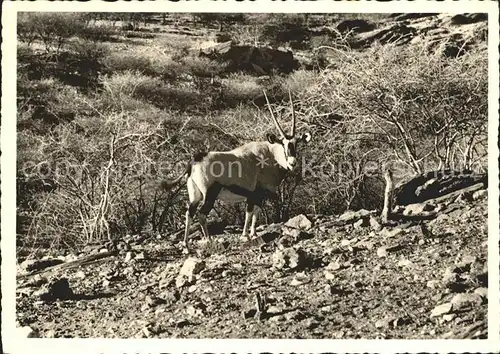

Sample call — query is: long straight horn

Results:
[263,90,286,139]
[289,90,296,137]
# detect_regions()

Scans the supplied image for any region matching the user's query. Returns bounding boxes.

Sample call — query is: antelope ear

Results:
[267,133,279,144]
[301,132,312,143]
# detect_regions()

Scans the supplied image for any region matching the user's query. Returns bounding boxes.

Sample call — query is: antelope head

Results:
[263,90,312,171]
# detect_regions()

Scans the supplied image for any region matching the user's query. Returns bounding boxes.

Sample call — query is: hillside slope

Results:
[16,188,488,339]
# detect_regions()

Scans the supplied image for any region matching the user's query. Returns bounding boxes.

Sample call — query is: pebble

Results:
[430,303,453,318]
[474,287,488,298]
[377,247,388,258]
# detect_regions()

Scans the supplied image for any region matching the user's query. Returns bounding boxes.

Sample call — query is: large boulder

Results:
[199,42,299,75]
[393,170,487,206]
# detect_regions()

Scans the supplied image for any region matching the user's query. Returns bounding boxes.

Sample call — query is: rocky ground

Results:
[16,186,488,339]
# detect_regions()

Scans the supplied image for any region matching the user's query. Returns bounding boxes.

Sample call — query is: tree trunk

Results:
[381,169,393,223]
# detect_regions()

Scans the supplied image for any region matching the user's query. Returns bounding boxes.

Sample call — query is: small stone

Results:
[442,267,459,284]
[450,293,483,310]
[427,280,441,289]
[145,295,158,307]
[397,258,414,268]
[393,317,406,327]
[355,240,374,250]
[430,303,453,318]
[135,252,145,260]
[291,275,310,286]
[272,247,307,270]
[284,214,312,231]
[369,216,382,231]
[340,239,351,247]
[353,218,368,229]
[338,209,371,223]
[102,279,110,288]
[377,247,388,258]
[474,287,488,298]
[75,271,86,279]
[326,261,341,271]
[455,255,477,269]
[379,227,404,238]
[324,271,335,280]
[442,314,456,322]
[375,318,390,328]
[20,258,64,273]
[472,189,487,201]
[46,329,56,338]
[403,202,435,216]
[188,285,197,293]
[46,278,74,300]
[142,326,151,338]
[186,305,197,316]
[124,252,133,262]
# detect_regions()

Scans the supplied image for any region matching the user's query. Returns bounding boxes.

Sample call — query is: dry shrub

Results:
[103,50,184,81]
[219,74,262,107]
[100,71,204,112]
[181,56,226,78]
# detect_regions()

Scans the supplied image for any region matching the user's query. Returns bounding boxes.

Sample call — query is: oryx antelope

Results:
[163,91,312,252]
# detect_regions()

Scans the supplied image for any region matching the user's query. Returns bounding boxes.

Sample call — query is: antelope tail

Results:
[159,162,192,190]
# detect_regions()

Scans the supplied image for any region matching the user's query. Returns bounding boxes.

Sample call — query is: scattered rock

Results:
[474,287,488,299]
[379,227,404,238]
[455,255,477,270]
[369,216,382,231]
[291,273,311,286]
[397,258,414,268]
[324,271,335,280]
[272,247,308,270]
[20,258,64,273]
[338,209,371,223]
[337,19,375,33]
[175,258,206,288]
[442,267,460,285]
[74,270,86,279]
[179,257,205,278]
[377,247,388,258]
[442,313,456,322]
[124,252,133,263]
[375,317,392,329]
[41,278,74,301]
[450,13,487,25]
[326,261,342,271]
[451,293,483,310]
[430,303,453,318]
[426,280,441,289]
[353,218,369,229]
[403,202,435,216]
[472,189,487,201]
[284,214,312,231]
[355,240,375,250]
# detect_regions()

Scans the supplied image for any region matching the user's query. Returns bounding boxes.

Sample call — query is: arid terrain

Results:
[15,12,489,339]
[17,183,488,339]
